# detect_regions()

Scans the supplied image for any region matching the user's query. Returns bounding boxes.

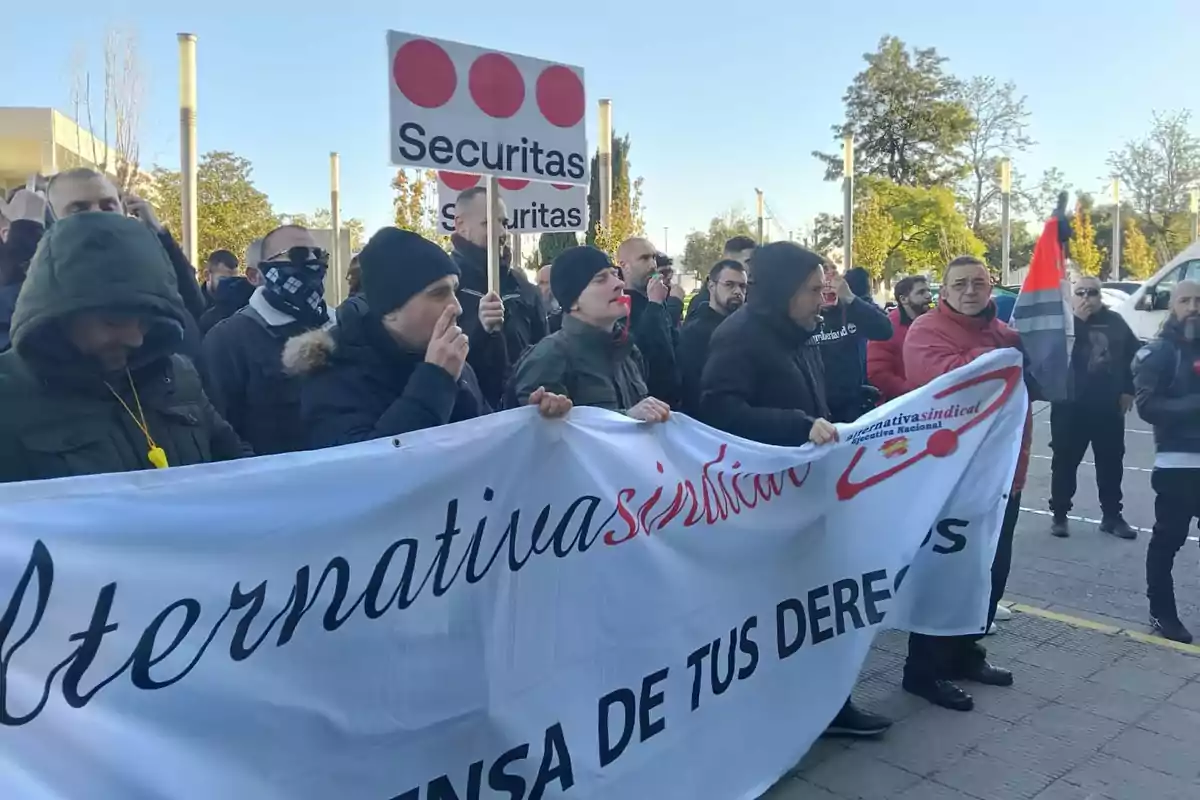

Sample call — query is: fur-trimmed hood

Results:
[282,327,336,377]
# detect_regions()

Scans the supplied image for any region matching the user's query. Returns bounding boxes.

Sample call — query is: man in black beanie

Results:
[286,228,569,449]
[510,246,670,422]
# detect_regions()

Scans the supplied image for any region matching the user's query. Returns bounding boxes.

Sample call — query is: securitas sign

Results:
[388,32,588,185]
[436,171,587,234]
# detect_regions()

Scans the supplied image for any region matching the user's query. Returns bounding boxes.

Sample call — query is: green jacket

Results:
[0,213,244,484]
[513,314,648,412]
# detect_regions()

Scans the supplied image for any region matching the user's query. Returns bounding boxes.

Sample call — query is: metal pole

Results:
[329,152,342,305]
[755,189,764,244]
[663,227,668,253]
[598,99,612,232]
[511,233,523,273]
[1190,190,1199,243]
[842,135,854,269]
[177,33,198,267]
[1111,179,1121,280]
[1000,157,1012,285]
[485,175,501,295]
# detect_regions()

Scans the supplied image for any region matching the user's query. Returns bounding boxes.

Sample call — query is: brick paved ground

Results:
[761,403,1200,799]
[765,614,1200,799]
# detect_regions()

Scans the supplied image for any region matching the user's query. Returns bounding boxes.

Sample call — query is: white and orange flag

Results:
[1009,217,1073,401]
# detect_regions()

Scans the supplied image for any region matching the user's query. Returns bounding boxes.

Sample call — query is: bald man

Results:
[617,237,679,405]
[1135,279,1200,644]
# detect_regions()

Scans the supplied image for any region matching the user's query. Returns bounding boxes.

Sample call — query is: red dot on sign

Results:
[393,40,457,109]
[439,172,481,192]
[536,65,585,128]
[927,429,959,458]
[551,183,573,190]
[497,178,529,190]
[469,53,525,118]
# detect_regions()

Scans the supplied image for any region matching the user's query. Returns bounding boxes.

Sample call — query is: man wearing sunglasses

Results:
[1047,275,1140,541]
[201,224,331,456]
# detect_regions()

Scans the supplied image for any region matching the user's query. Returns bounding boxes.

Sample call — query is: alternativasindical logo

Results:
[836,365,1023,501]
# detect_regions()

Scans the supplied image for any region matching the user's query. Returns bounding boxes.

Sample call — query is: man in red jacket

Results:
[868,275,932,402]
[900,255,1032,713]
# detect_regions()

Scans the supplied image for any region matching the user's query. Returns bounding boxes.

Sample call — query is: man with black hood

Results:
[810,263,892,423]
[452,186,540,405]
[677,258,747,416]
[700,241,893,738]
[201,224,331,456]
[45,170,209,354]
[287,228,570,449]
[0,213,243,482]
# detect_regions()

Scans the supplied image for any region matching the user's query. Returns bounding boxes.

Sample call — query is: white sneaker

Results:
[986,622,999,635]
[994,604,1013,622]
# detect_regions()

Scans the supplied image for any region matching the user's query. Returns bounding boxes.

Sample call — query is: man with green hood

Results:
[0,212,245,483]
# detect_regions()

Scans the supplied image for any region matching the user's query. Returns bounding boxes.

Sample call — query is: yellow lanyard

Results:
[104,370,169,469]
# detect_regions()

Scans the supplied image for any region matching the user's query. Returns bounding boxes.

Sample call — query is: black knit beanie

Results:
[359,228,459,315]
[551,246,614,311]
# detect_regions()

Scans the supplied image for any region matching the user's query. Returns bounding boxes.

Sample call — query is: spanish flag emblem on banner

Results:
[1009,206,1074,402]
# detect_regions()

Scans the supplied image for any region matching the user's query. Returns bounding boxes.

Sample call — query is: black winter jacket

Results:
[451,236,537,405]
[199,277,255,336]
[677,302,728,416]
[809,298,893,419]
[200,304,316,456]
[1066,307,1140,410]
[1133,316,1200,459]
[700,246,831,447]
[286,298,489,450]
[625,289,680,405]
[0,219,45,352]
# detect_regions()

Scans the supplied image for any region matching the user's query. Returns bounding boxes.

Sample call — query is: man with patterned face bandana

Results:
[200,224,331,455]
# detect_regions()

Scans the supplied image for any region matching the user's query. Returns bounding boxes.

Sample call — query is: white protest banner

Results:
[388,31,587,184]
[435,170,587,235]
[0,351,1026,800]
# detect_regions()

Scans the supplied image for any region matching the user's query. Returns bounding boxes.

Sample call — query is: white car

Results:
[1112,242,1200,341]
[1100,288,1129,308]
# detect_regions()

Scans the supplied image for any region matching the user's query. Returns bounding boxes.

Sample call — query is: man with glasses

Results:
[677,259,748,416]
[1048,275,1140,540]
[200,224,331,455]
[900,256,1033,713]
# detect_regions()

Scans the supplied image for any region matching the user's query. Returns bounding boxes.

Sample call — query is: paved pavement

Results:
[763,402,1200,799]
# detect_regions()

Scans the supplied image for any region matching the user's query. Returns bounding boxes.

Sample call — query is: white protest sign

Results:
[0,351,1026,800]
[435,170,587,235]
[388,31,587,185]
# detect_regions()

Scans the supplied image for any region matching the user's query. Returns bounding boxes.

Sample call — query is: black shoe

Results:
[1100,515,1137,540]
[1050,516,1070,538]
[902,678,974,712]
[961,660,1014,687]
[1151,615,1194,644]
[823,701,893,737]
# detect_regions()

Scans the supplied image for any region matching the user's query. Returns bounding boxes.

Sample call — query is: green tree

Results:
[1071,200,1104,276]
[586,132,645,253]
[977,219,1035,276]
[537,232,578,266]
[956,76,1033,233]
[814,35,973,187]
[1108,110,1200,261]
[391,168,442,242]
[1122,217,1158,279]
[147,150,279,268]
[681,210,757,278]
[853,177,984,281]
[282,208,366,252]
[810,212,843,253]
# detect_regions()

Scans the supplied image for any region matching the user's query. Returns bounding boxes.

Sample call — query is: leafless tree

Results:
[65,26,142,193]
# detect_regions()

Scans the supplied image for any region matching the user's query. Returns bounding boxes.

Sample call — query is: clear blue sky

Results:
[3,2,1196,255]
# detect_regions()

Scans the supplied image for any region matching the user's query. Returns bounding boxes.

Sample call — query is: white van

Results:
[1113,241,1200,341]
